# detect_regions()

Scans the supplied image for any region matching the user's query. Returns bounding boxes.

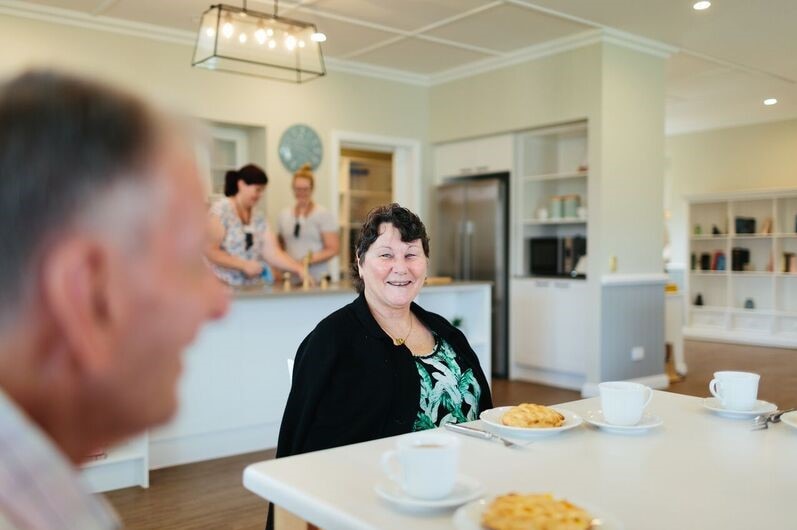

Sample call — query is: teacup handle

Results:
[642,386,653,409]
[709,379,722,400]
[380,450,400,483]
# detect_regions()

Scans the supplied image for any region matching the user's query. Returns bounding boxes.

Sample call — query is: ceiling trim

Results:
[602,28,678,59]
[324,57,430,86]
[429,29,602,85]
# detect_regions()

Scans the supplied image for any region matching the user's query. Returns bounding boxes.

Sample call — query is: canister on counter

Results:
[562,194,581,218]
[549,195,563,219]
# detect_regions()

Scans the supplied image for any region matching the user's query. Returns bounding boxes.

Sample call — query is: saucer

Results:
[701,397,777,419]
[374,475,484,511]
[453,496,624,530]
[584,410,663,434]
[781,411,797,431]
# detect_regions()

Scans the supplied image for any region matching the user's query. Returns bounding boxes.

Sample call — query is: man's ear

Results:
[40,237,116,374]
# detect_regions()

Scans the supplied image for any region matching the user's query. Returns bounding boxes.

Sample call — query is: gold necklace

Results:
[388,316,413,346]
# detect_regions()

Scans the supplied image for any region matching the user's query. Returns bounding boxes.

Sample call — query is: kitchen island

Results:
[147,281,492,470]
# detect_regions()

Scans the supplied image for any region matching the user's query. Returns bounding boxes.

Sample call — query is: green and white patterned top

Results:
[413,334,482,431]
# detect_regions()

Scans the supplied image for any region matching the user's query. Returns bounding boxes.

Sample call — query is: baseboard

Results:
[580,373,670,398]
[149,422,280,469]
[510,364,586,391]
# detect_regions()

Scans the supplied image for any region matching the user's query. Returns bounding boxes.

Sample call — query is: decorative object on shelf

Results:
[732,247,750,271]
[577,206,587,219]
[562,194,580,218]
[279,124,323,172]
[735,216,756,234]
[712,251,726,271]
[760,217,773,234]
[691,252,697,270]
[549,195,563,219]
[744,298,755,310]
[694,224,702,235]
[536,207,549,220]
[609,255,617,273]
[784,252,797,273]
[694,293,704,306]
[451,316,464,328]
[712,225,722,235]
[192,0,327,82]
[700,253,711,271]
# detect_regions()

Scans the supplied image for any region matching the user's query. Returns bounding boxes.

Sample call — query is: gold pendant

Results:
[393,338,405,346]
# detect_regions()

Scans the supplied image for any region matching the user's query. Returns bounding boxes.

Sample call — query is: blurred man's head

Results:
[0,71,229,461]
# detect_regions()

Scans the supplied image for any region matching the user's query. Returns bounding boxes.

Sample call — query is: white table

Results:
[244,392,796,530]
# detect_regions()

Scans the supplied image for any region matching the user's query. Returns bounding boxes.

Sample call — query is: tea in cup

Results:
[380,432,460,499]
[709,371,759,411]
[599,381,653,426]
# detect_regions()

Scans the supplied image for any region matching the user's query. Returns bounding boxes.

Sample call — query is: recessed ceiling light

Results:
[693,1,711,10]
[764,98,778,106]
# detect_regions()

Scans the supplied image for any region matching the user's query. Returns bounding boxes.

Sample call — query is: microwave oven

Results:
[529,236,587,277]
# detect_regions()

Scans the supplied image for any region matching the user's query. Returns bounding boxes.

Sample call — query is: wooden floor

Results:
[105,340,795,530]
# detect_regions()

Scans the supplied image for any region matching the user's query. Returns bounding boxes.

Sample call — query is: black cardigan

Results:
[275,291,493,458]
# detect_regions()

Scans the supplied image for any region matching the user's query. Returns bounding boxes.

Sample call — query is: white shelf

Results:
[521,170,587,182]
[687,188,797,348]
[522,217,587,226]
[730,234,773,239]
[82,446,144,469]
[690,305,727,312]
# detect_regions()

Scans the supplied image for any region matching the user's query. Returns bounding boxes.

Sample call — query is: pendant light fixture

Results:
[192,1,326,83]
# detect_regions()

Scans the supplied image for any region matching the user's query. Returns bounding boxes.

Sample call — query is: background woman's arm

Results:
[310,231,340,265]
[205,214,262,277]
[261,230,311,281]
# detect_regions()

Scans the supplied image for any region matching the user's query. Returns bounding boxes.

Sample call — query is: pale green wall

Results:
[429,45,601,142]
[666,119,797,265]
[597,44,666,275]
[0,14,430,224]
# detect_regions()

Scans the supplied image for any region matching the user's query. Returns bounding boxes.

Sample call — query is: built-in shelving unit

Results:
[685,189,797,347]
[338,149,393,275]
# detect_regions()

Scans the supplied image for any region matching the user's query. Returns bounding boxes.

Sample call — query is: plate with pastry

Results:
[479,403,583,439]
[453,492,623,530]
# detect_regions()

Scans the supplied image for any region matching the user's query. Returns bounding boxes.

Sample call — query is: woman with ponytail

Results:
[206,164,310,286]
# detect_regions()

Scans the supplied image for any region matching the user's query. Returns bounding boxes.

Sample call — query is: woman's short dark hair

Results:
[351,203,429,293]
[223,164,268,197]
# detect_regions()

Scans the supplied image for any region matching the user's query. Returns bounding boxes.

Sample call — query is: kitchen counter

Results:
[144,281,493,473]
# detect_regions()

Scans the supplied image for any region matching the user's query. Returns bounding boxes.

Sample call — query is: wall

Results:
[666,119,797,266]
[0,14,430,225]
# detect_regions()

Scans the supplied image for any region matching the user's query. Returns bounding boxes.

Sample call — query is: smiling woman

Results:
[268,203,493,527]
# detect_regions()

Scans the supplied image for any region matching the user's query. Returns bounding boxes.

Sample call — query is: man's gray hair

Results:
[0,70,163,317]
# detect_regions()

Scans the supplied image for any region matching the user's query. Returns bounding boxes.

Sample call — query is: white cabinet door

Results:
[434,134,513,180]
[511,278,588,374]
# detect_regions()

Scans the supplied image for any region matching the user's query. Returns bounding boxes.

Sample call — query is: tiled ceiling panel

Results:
[425,3,591,52]
[309,0,496,31]
[104,0,210,32]
[354,37,491,74]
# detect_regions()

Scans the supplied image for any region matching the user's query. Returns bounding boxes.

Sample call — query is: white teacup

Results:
[599,381,653,426]
[380,432,460,499]
[709,371,759,411]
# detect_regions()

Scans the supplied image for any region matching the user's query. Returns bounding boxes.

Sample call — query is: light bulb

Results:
[268,40,276,49]
[692,1,711,10]
[285,35,296,50]
[239,32,247,44]
[311,32,326,43]
[298,40,306,48]
[205,27,215,38]
[255,28,267,44]
[764,98,778,106]
[222,22,234,39]
[266,28,274,37]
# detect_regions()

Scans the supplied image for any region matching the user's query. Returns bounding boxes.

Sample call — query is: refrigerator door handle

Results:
[463,220,474,280]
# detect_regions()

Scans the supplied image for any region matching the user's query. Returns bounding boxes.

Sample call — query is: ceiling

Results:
[7,0,797,134]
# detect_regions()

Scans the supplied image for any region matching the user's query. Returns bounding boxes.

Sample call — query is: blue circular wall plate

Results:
[279,124,323,172]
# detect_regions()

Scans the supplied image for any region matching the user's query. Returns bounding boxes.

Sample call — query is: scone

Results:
[481,492,593,530]
[501,403,565,428]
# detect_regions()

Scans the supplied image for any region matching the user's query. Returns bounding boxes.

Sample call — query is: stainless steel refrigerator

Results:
[436,173,509,377]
